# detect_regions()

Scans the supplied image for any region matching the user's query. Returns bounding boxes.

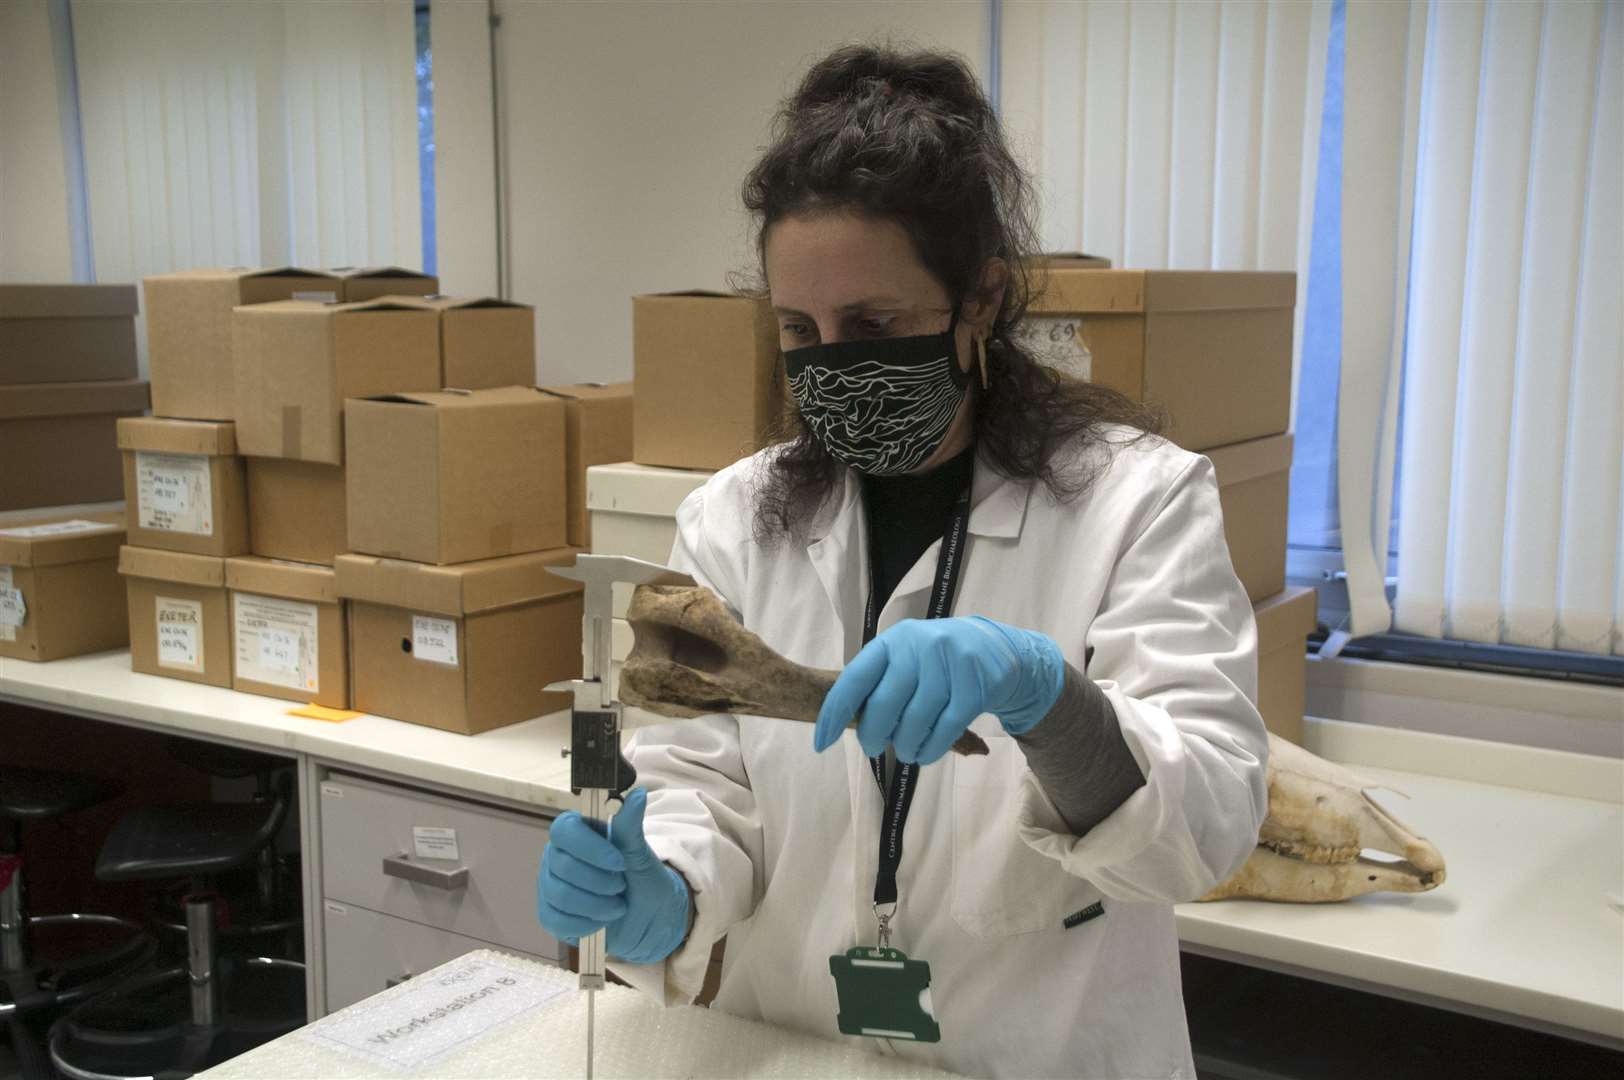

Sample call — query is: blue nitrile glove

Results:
[813,616,1066,763]
[535,787,690,966]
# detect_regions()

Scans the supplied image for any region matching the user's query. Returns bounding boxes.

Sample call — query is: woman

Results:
[537,44,1268,1079]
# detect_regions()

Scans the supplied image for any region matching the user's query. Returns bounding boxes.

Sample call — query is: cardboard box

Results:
[1254,585,1319,743]
[119,546,231,688]
[231,299,441,465]
[117,418,248,557]
[1208,433,1293,603]
[0,285,139,385]
[336,548,583,734]
[1022,268,1295,451]
[404,296,535,388]
[0,380,151,511]
[246,458,347,566]
[331,267,439,303]
[633,292,783,470]
[541,383,633,547]
[0,513,127,661]
[586,461,711,607]
[144,268,339,421]
[346,387,566,564]
[226,556,348,707]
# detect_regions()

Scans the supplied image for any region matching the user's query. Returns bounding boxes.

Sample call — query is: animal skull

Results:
[1199,732,1447,902]
[620,584,989,756]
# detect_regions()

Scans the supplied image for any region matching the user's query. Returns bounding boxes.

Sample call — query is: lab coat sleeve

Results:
[607,483,764,1005]
[1015,454,1270,903]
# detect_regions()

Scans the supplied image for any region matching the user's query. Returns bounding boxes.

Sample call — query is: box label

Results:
[0,566,21,642]
[136,452,214,535]
[1013,316,1092,380]
[0,519,114,538]
[234,592,320,693]
[155,596,204,672]
[411,615,458,666]
[412,826,460,861]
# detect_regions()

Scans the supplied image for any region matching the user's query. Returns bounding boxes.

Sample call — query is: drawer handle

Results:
[382,853,469,890]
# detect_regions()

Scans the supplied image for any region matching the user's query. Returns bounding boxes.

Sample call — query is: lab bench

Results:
[3,648,1620,1070]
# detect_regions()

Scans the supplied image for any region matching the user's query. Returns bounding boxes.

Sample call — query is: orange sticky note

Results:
[287,704,362,723]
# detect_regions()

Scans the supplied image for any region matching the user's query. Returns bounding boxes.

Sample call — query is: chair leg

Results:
[185,895,221,1027]
[1,854,28,973]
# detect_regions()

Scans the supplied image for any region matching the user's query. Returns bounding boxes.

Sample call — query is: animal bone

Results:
[621,585,1445,902]
[1199,732,1446,902]
[621,584,989,755]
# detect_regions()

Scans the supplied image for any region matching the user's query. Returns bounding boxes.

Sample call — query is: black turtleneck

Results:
[860,445,976,616]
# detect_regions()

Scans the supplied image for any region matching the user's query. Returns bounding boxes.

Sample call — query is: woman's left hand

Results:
[813,616,1066,763]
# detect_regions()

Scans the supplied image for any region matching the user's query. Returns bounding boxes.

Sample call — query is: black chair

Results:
[148,740,302,960]
[47,769,306,1080]
[0,767,153,1080]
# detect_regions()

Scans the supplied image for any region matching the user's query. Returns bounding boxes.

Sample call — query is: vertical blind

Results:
[70,0,420,285]
[1392,0,1622,656]
[999,0,1327,272]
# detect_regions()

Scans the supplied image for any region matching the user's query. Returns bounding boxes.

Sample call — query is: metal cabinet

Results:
[317,771,567,1012]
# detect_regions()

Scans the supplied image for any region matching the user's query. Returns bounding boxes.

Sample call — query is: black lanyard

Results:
[861,485,971,910]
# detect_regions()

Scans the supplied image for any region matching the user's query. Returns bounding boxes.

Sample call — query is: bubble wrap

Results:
[198,949,961,1079]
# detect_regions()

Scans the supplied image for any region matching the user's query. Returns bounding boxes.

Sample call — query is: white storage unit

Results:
[318,771,566,1009]
[587,461,712,689]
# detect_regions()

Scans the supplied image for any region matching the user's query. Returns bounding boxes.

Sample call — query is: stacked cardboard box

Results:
[337,387,583,733]
[0,514,129,662]
[632,292,782,471]
[1024,261,1311,737]
[122,267,444,704]
[0,285,150,512]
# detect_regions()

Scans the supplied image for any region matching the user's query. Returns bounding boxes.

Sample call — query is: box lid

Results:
[418,295,533,313]
[1027,269,1296,315]
[0,379,150,420]
[118,546,226,587]
[117,416,237,456]
[541,382,633,404]
[1255,585,1319,644]
[334,549,582,617]
[1207,433,1294,488]
[586,461,713,517]
[226,556,339,605]
[234,297,431,320]
[0,513,125,567]
[0,284,139,319]
[329,266,434,281]
[1031,253,1113,269]
[147,267,337,284]
[354,385,550,411]
[635,289,762,304]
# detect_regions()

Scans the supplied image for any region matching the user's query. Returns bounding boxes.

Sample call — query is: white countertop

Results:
[198,949,959,1079]
[4,649,1621,1044]
[0,649,582,814]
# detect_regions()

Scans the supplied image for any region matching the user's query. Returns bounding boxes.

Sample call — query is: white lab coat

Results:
[612,427,1269,1080]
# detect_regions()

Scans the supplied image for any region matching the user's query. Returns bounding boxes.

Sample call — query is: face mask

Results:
[783,310,968,476]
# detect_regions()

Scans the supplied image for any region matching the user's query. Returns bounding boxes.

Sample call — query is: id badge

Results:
[828,946,941,1043]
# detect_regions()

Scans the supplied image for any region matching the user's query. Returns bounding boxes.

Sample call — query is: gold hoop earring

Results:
[975,335,990,389]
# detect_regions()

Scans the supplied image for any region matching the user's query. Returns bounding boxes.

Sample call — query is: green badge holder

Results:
[828,946,941,1043]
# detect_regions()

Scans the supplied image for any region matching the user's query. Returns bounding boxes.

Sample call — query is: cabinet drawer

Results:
[322,901,555,1013]
[319,773,563,959]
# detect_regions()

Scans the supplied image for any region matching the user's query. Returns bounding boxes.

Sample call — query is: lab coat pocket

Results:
[950,740,1099,939]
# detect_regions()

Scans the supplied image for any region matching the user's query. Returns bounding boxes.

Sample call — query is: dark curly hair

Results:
[740,43,1163,539]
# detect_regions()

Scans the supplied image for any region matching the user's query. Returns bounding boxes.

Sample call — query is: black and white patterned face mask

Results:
[783,310,969,476]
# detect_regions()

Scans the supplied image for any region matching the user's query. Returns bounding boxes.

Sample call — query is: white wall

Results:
[0,0,75,282]
[438,1,989,386]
